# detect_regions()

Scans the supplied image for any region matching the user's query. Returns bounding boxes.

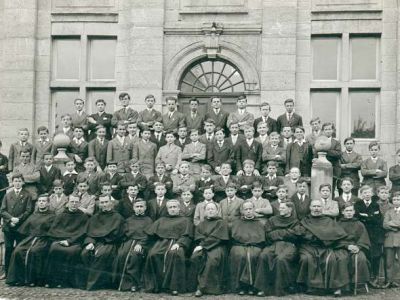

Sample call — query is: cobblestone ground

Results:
[0,282,400,300]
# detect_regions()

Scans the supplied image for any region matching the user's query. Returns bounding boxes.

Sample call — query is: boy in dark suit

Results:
[111,92,139,127]
[8,128,34,172]
[150,121,167,151]
[117,185,140,218]
[276,98,303,133]
[204,96,229,133]
[103,161,123,200]
[62,159,78,196]
[261,161,284,201]
[0,140,8,205]
[194,165,215,204]
[39,153,62,194]
[290,178,310,220]
[147,183,169,221]
[147,163,173,200]
[68,126,88,172]
[53,114,74,140]
[179,189,196,220]
[262,132,286,176]
[88,125,109,170]
[32,126,53,166]
[106,122,133,173]
[119,159,148,198]
[253,102,277,136]
[174,126,190,150]
[340,137,362,196]
[285,126,313,177]
[185,97,205,134]
[207,127,234,174]
[389,149,400,194]
[1,173,33,277]
[77,157,105,196]
[87,99,113,141]
[162,96,185,133]
[237,159,258,200]
[199,119,216,145]
[361,141,387,195]
[137,94,162,131]
[235,126,262,175]
[334,177,360,212]
[70,98,89,138]
[213,163,238,202]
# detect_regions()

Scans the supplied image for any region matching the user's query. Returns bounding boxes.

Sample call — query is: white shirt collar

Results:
[63,170,78,176]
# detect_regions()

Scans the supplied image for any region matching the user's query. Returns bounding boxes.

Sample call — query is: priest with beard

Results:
[229,201,266,295]
[112,198,153,292]
[291,199,349,297]
[143,199,194,296]
[7,194,55,287]
[338,203,371,293]
[81,195,124,290]
[44,193,89,288]
[254,201,299,296]
[188,201,230,297]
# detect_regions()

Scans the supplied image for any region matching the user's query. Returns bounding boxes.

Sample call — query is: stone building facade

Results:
[0,0,398,164]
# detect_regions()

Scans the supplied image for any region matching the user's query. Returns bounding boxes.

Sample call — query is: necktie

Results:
[208,136,211,141]
[218,142,223,148]
[158,199,162,207]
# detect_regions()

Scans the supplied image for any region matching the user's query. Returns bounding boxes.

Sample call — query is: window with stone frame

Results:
[51,36,117,130]
[311,34,380,140]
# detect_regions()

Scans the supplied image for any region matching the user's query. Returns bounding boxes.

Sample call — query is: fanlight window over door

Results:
[180,59,245,93]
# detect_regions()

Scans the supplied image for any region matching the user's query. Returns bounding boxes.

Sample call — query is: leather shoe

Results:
[195,290,203,297]
[171,290,179,296]
[257,291,265,297]
[238,291,245,296]
[130,286,137,292]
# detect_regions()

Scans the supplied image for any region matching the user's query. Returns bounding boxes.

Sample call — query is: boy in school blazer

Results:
[162,96,185,133]
[276,98,303,133]
[204,96,229,132]
[8,128,34,172]
[132,128,157,178]
[207,128,234,173]
[87,99,113,141]
[361,141,387,194]
[32,126,53,166]
[226,95,255,132]
[137,95,163,131]
[111,92,139,127]
[88,125,109,170]
[106,123,133,172]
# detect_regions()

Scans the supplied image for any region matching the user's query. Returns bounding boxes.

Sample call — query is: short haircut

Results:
[281,201,294,210]
[95,99,106,105]
[53,179,64,188]
[11,173,24,182]
[277,185,288,193]
[296,178,308,186]
[204,118,215,125]
[37,126,49,134]
[309,117,321,125]
[319,183,332,192]
[203,186,214,193]
[84,157,97,164]
[201,164,212,172]
[76,177,88,185]
[269,132,280,138]
[214,127,224,134]
[165,96,177,103]
[259,102,271,109]
[252,181,263,190]
[119,92,130,100]
[204,201,219,210]
[322,122,335,131]
[284,98,294,105]
[74,98,84,104]
[237,95,247,102]
[155,162,166,168]
[129,158,140,165]
[243,159,255,167]
[116,121,127,128]
[210,96,221,102]
[340,177,354,186]
[165,131,175,137]
[281,126,293,133]
[20,149,32,155]
[226,182,237,190]
[342,202,355,211]
[229,122,239,128]
[359,185,373,194]
[189,97,199,104]
[344,137,355,144]
[257,122,268,129]
[61,114,72,120]
[65,158,75,165]
[18,128,29,133]
[73,126,84,131]
[368,141,380,150]
[96,125,106,131]
[106,160,117,166]
[220,162,232,169]
[294,126,305,133]
[266,161,277,168]
[43,152,53,159]
[145,94,155,101]
[37,193,50,200]
[240,200,255,211]
[243,126,254,133]
[377,185,390,193]
[154,182,166,189]
[392,191,400,198]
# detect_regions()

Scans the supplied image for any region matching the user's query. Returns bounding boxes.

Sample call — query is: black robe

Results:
[188,217,230,294]
[292,215,350,290]
[255,214,298,296]
[143,215,193,293]
[338,217,371,286]
[81,210,124,290]
[45,208,88,287]
[112,214,153,291]
[6,210,55,286]
[229,217,266,292]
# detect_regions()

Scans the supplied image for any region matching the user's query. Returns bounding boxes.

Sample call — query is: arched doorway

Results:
[178,58,245,115]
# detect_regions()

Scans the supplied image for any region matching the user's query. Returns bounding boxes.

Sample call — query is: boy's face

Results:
[20,152,31,164]
[133,201,146,215]
[43,155,53,166]
[297,182,307,195]
[361,189,373,200]
[153,122,163,132]
[190,132,199,142]
[107,164,117,173]
[181,191,193,202]
[120,95,130,107]
[101,185,112,196]
[74,100,84,111]
[323,126,333,138]
[369,145,379,158]
[226,187,236,198]
[178,128,187,138]
[77,183,89,193]
[267,166,277,176]
[12,178,24,189]
[190,101,198,112]
[377,189,389,201]
[127,124,137,134]
[284,102,294,113]
[277,189,287,200]
[343,206,355,219]
[260,105,270,117]
[237,99,247,109]
[179,164,189,175]
[73,128,84,139]
[220,164,232,176]
[279,203,291,216]
[38,130,48,140]
[243,164,254,174]
[66,161,76,171]
[229,124,239,135]
[142,131,151,140]
[215,131,224,141]
[37,197,49,210]
[130,163,140,173]
[252,187,263,198]
[290,169,300,180]
[96,101,105,112]
[85,162,96,172]
[145,97,155,108]
[96,128,106,138]
[99,197,112,212]
[205,204,218,218]
[61,116,72,127]
[392,196,400,207]
[294,128,304,140]
[311,121,321,131]
[19,130,29,142]
[116,125,126,137]
[156,165,165,174]
[244,128,254,139]
[204,123,215,133]
[211,98,222,109]
[201,168,211,178]
[127,186,139,197]
[341,181,353,193]
[155,186,166,197]
[203,189,214,200]
[270,135,279,145]
[282,127,292,138]
[54,186,63,195]
[320,187,331,199]
[344,140,354,152]
[257,123,268,136]
[167,100,176,112]
[166,134,175,143]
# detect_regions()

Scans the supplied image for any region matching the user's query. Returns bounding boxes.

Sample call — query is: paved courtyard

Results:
[0,283,399,300]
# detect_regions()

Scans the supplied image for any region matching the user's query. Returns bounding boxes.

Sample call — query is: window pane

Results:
[52,90,80,130]
[350,91,377,138]
[53,38,80,80]
[89,38,116,80]
[351,37,377,80]
[312,37,339,80]
[311,91,338,124]
[87,90,116,114]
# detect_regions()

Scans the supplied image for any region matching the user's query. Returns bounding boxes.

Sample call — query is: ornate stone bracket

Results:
[201,22,223,58]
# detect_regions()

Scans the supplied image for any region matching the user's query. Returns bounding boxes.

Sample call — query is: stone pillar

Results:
[311,152,333,200]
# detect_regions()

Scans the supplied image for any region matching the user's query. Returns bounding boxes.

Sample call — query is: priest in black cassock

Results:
[112,198,153,292]
[7,194,55,286]
[254,201,298,296]
[81,195,124,290]
[188,201,230,296]
[291,199,349,297]
[44,193,89,288]
[338,203,371,292]
[229,201,266,295]
[143,199,194,295]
